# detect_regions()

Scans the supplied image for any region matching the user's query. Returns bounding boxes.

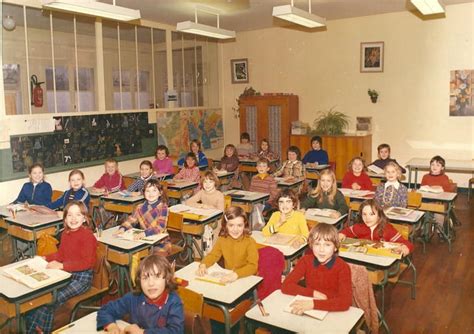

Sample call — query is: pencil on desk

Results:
[195,277,226,286]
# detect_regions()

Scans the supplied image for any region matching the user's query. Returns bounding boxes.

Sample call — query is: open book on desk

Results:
[367,165,384,175]
[115,228,167,245]
[419,185,443,194]
[195,263,233,286]
[385,207,413,217]
[340,238,402,259]
[264,233,297,246]
[305,208,338,218]
[284,295,328,320]
[2,256,70,289]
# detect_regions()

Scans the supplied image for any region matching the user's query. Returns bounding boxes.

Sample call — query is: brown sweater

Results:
[201,235,258,278]
[185,189,225,211]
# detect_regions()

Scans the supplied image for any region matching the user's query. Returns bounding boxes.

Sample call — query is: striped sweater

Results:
[249,173,279,205]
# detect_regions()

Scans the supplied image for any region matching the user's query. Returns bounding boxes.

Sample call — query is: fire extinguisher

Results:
[30,75,44,107]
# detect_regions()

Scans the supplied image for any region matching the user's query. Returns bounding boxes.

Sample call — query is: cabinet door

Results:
[267,105,282,159]
[240,103,258,149]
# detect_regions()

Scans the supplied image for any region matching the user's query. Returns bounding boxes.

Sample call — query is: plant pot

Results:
[370,96,378,103]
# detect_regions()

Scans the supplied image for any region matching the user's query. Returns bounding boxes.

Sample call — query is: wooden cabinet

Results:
[239,95,299,159]
[290,134,372,181]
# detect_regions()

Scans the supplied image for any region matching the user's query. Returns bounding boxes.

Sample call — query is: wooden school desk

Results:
[95,226,168,296]
[275,177,305,191]
[124,172,173,181]
[239,158,279,173]
[101,192,145,218]
[304,211,348,230]
[213,170,235,188]
[175,262,262,334]
[224,190,269,228]
[1,206,62,260]
[405,157,474,189]
[417,190,458,252]
[0,258,71,333]
[251,231,307,275]
[245,289,364,334]
[164,180,199,202]
[52,311,129,333]
[304,164,330,181]
[169,204,223,261]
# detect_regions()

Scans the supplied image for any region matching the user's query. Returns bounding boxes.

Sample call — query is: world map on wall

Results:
[156,109,224,156]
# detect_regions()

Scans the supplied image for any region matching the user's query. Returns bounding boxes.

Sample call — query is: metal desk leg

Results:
[209,302,232,334]
[408,167,412,189]
[414,168,419,190]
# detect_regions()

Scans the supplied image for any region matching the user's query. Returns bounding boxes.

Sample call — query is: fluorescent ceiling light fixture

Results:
[41,0,141,21]
[273,1,326,28]
[410,0,445,15]
[176,7,236,40]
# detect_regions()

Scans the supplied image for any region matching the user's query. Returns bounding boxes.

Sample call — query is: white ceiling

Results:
[105,0,473,31]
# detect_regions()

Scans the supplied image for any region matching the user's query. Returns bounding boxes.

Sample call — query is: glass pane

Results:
[171,31,183,108]
[182,33,196,107]
[52,11,75,112]
[153,28,167,109]
[75,15,96,112]
[2,4,27,115]
[200,37,219,107]
[136,26,152,109]
[119,22,137,110]
[103,20,119,110]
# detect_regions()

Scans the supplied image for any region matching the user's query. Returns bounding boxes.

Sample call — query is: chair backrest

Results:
[390,223,409,240]
[52,190,64,202]
[177,286,204,315]
[224,195,232,209]
[177,286,211,334]
[344,196,350,206]
[407,191,422,209]
[93,243,110,290]
[123,176,135,189]
[167,212,184,232]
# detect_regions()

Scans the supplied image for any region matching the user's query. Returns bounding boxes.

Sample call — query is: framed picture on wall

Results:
[360,42,384,73]
[231,58,249,83]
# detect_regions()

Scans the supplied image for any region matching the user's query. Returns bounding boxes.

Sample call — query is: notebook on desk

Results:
[284,295,328,320]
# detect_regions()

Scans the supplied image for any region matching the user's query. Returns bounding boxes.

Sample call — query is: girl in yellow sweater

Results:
[196,206,258,284]
[262,189,309,248]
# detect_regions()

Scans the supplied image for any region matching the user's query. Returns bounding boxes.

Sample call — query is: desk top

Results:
[305,164,330,173]
[102,192,145,203]
[165,180,199,190]
[3,209,62,227]
[125,172,172,180]
[367,171,385,179]
[169,204,223,224]
[214,171,235,179]
[304,211,348,226]
[245,290,364,334]
[339,188,375,200]
[175,262,262,305]
[0,258,71,300]
[418,190,457,202]
[239,158,279,166]
[385,208,425,223]
[96,226,168,251]
[406,158,474,172]
[251,231,307,257]
[224,190,270,203]
[52,311,130,333]
[275,177,304,187]
[339,249,398,268]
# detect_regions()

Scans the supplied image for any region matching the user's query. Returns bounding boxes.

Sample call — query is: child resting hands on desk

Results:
[282,223,352,313]
[196,206,258,284]
[339,199,414,256]
[97,255,184,333]
[262,189,309,248]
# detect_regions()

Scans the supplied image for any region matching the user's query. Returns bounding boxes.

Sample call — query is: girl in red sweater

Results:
[26,201,96,333]
[282,223,352,313]
[341,157,373,191]
[339,199,414,256]
[420,155,454,192]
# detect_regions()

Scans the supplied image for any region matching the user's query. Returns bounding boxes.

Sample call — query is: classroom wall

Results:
[221,3,474,186]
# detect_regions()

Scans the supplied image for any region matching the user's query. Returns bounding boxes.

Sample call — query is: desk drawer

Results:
[107,248,149,266]
[203,298,252,324]
[0,292,53,317]
[8,225,56,241]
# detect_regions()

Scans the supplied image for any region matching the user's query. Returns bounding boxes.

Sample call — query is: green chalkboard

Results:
[1,112,157,182]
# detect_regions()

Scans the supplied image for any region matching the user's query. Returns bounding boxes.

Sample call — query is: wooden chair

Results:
[51,190,64,202]
[407,191,422,209]
[65,243,110,322]
[167,212,186,265]
[123,176,135,189]
[177,286,211,334]
[224,195,232,209]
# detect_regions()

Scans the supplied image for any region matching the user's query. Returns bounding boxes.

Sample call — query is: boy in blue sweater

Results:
[97,255,184,333]
[302,136,329,166]
[13,163,52,206]
[48,169,90,210]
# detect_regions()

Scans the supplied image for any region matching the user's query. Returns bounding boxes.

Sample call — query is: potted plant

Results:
[311,107,350,135]
[232,86,260,118]
[368,89,379,103]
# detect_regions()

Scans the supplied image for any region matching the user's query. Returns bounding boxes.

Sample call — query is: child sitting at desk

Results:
[177,139,208,168]
[339,199,413,256]
[13,163,52,206]
[249,158,279,209]
[216,144,240,188]
[127,160,156,195]
[273,146,305,180]
[282,223,352,312]
[236,132,254,158]
[153,145,174,175]
[26,201,97,333]
[302,135,329,166]
[97,255,184,333]
[263,189,309,248]
[369,143,406,173]
[196,206,258,283]
[256,138,278,161]
[301,169,348,218]
[93,158,125,193]
[421,155,455,192]
[173,153,201,190]
[342,157,373,191]
[117,179,170,254]
[374,162,408,208]
[48,169,90,210]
